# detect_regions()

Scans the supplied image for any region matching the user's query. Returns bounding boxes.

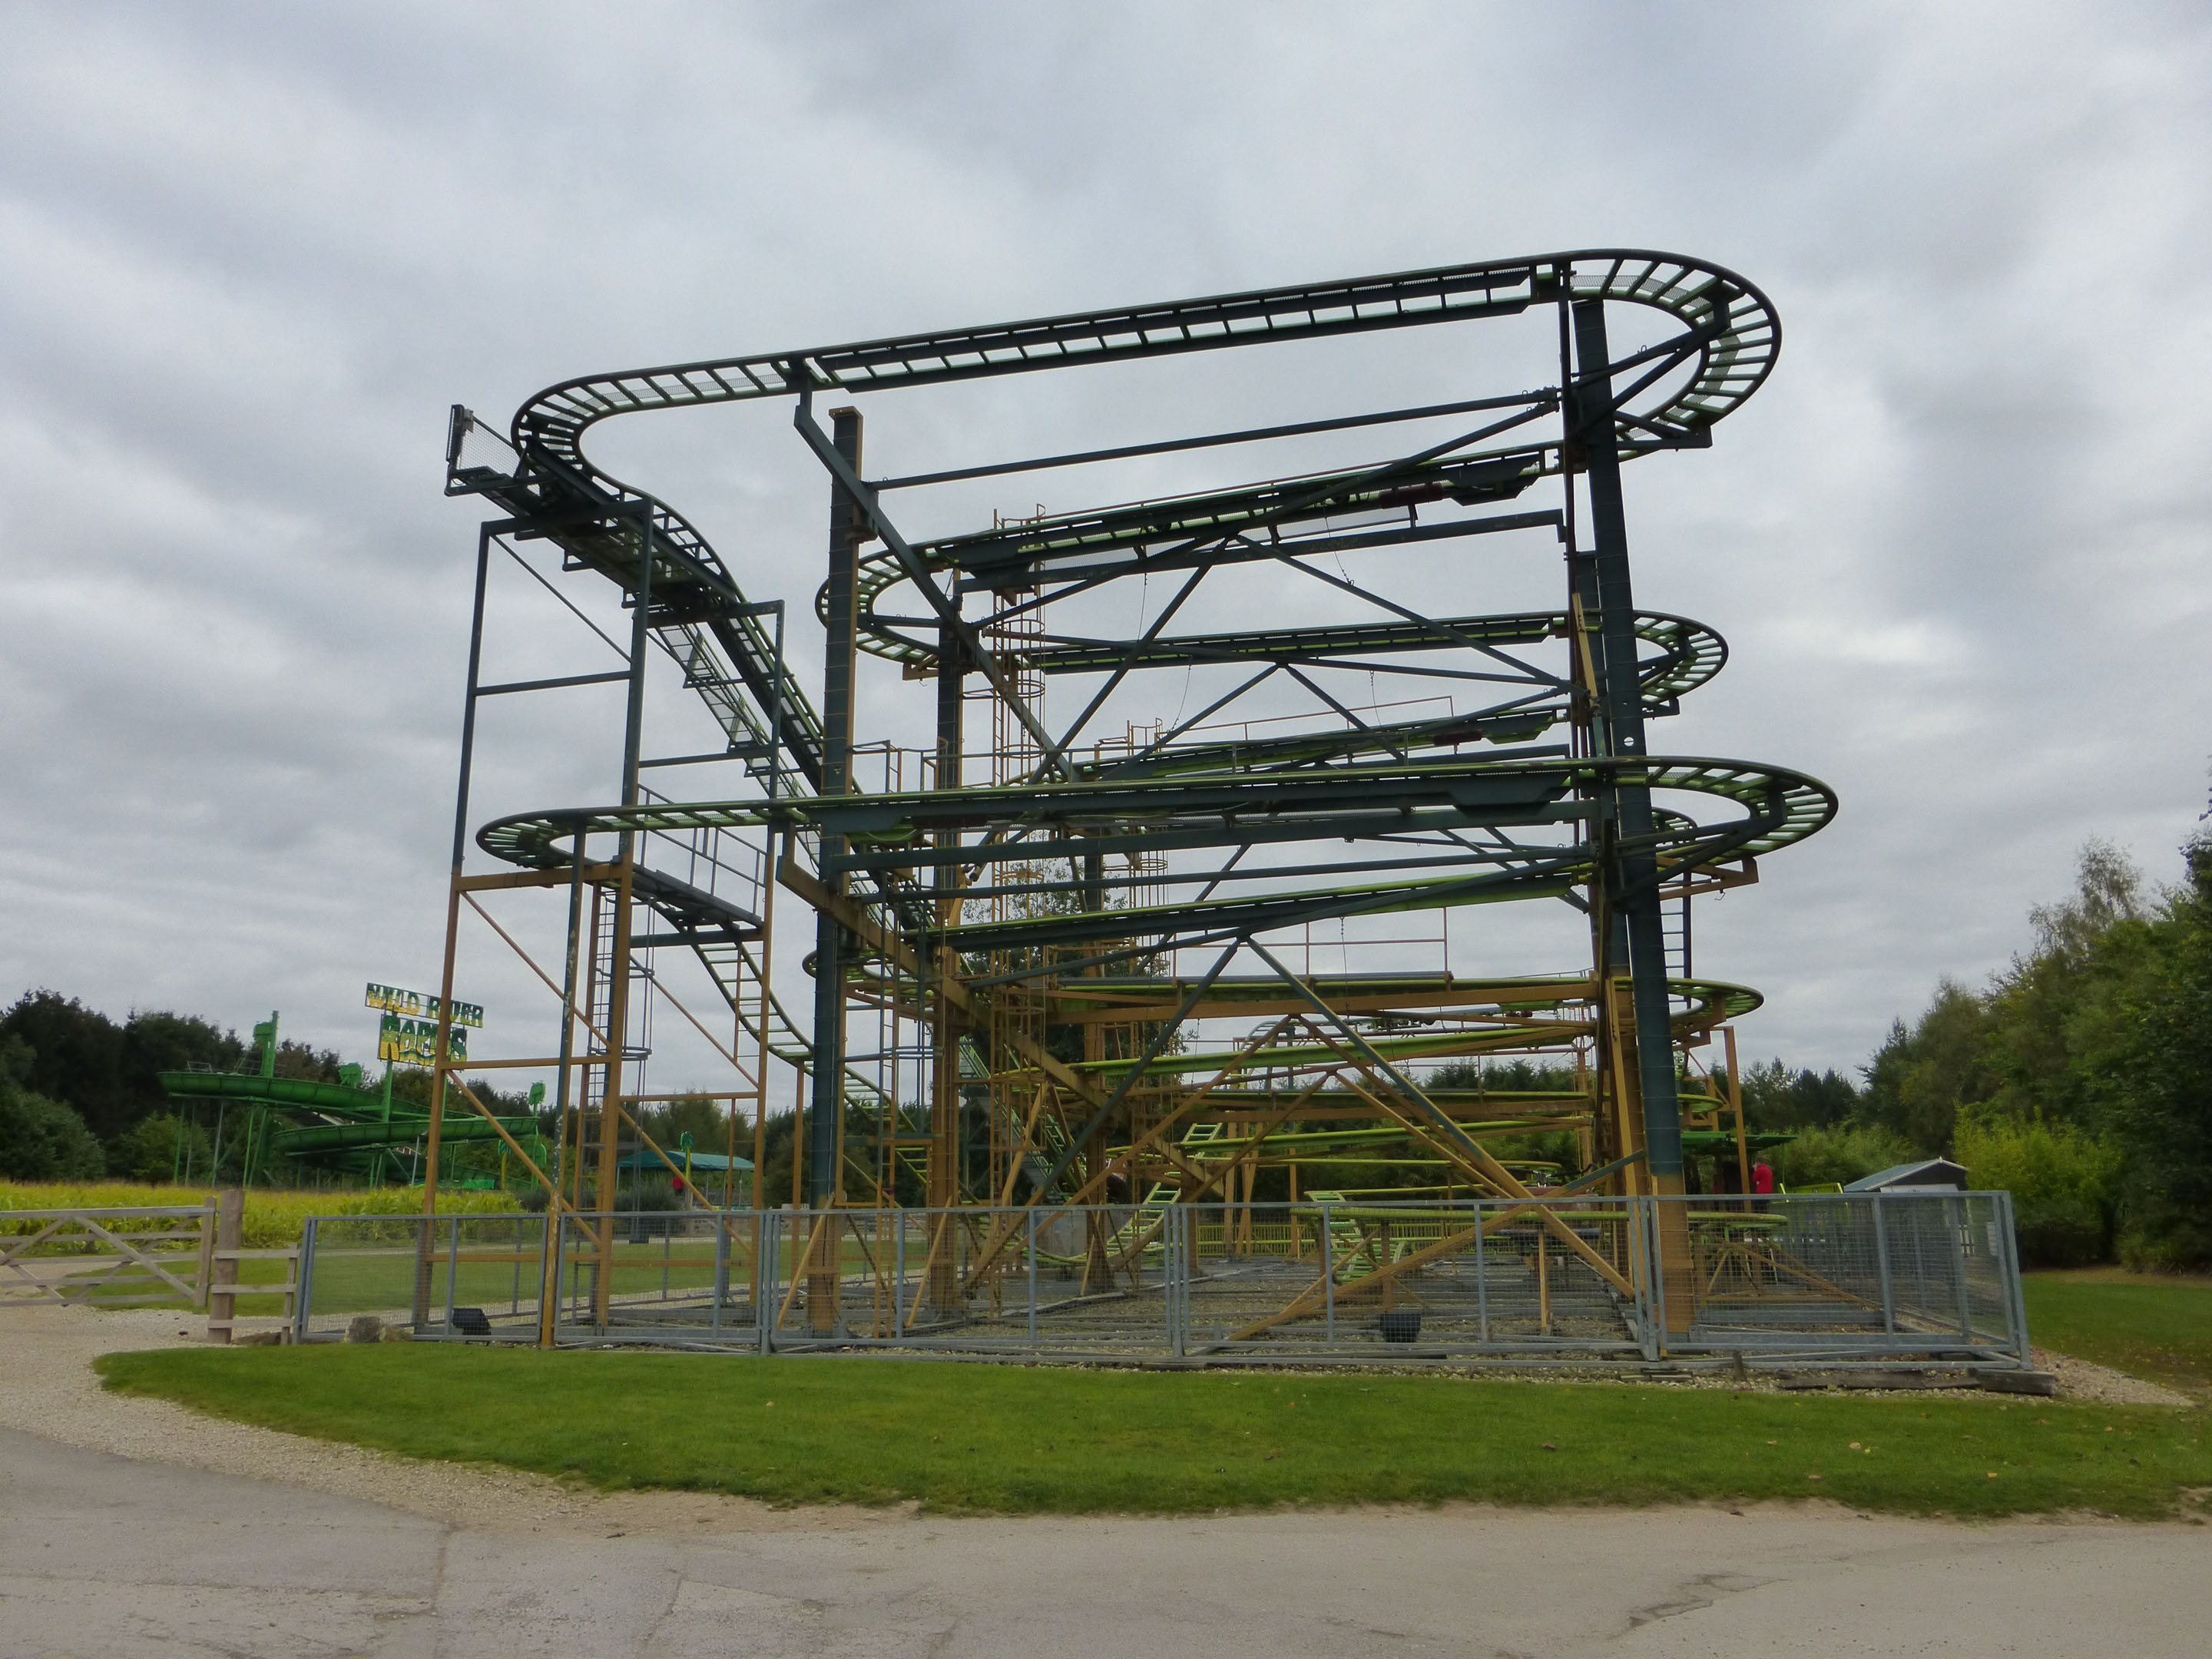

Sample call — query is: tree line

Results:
[0,994,530,1186]
[1737,830,2212,1270]
[7,823,2207,1268]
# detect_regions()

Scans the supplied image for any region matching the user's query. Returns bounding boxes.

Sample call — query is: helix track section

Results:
[435,247,1822,1299]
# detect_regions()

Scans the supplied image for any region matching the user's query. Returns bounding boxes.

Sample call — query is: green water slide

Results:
[161,1069,541,1185]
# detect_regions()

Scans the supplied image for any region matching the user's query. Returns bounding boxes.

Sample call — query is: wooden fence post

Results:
[207,1187,243,1344]
[196,1196,217,1310]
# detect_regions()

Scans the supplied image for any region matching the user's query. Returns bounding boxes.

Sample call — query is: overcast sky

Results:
[3,1,2207,1089]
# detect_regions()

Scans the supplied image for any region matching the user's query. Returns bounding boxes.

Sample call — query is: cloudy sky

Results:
[3,1,2207,1091]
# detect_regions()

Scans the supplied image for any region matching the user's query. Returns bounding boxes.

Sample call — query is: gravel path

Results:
[2034,1346,2197,1408]
[0,1305,898,1538]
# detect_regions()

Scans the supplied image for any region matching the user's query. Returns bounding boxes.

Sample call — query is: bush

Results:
[108,1113,214,1182]
[0,1041,107,1181]
[2118,1204,2212,1273]
[1955,1113,2122,1267]
[1770,1123,1916,1192]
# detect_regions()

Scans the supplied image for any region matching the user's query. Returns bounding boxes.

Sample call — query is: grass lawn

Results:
[96,1345,2212,1519]
[2025,1270,2212,1402]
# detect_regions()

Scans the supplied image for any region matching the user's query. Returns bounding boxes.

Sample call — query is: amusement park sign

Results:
[365,982,483,1066]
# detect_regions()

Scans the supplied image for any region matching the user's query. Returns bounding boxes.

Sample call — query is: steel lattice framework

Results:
[422,249,1835,1348]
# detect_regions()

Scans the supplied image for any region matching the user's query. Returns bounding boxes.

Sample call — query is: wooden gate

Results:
[0,1203,217,1309]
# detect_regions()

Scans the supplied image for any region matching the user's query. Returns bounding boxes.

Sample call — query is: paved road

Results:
[4,1426,2207,1657]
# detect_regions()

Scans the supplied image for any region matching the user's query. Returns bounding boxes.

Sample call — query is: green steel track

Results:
[445,247,1818,1200]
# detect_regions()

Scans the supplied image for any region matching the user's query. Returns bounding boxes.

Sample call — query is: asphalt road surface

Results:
[5,1425,2209,1657]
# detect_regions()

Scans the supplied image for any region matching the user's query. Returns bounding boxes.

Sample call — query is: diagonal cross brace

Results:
[786,381,1075,780]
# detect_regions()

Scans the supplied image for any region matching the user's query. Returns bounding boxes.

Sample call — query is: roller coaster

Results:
[422,249,1838,1349]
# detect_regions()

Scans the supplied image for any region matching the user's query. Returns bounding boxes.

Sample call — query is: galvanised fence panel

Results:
[1178,1198,1651,1359]
[544,1210,759,1344]
[296,1214,551,1340]
[760,1204,1177,1356]
[294,1192,2028,1365]
[1648,1191,2027,1361]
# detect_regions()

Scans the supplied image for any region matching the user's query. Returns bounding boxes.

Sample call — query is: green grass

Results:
[2025,1270,2212,1402]
[96,1345,2211,1518]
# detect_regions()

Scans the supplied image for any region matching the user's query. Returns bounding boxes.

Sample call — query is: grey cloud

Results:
[2,0,2207,1079]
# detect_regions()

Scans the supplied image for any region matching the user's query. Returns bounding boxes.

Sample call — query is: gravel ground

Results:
[2034,1346,2197,1408]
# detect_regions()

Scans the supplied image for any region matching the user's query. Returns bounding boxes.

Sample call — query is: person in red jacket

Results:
[1751,1157,1776,1211]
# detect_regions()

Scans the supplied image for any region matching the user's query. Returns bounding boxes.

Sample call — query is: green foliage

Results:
[1955,1113,2123,1267]
[108,1112,214,1182]
[1836,830,2212,1269]
[381,1066,535,1117]
[1862,980,1993,1154]
[1427,1058,1576,1094]
[1739,1059,1861,1131]
[636,1093,732,1153]
[98,1346,2212,1520]
[2102,835,2212,1269]
[1770,1123,1916,1191]
[0,1037,107,1180]
[0,993,251,1142]
[271,1039,345,1083]
[1978,841,2154,1130]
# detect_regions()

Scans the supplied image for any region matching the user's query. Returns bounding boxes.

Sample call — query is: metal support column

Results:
[926,611,965,1311]
[416,522,493,1323]
[1570,299,1684,1181]
[809,409,864,1216]
[1571,297,1694,1333]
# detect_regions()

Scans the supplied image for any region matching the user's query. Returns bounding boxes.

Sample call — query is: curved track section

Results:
[456,251,1772,790]
[478,754,1830,964]
[445,246,1820,1226]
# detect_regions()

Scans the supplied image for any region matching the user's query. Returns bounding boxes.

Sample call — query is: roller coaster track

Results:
[479,753,1830,965]
[442,247,1816,1223]
[451,250,1773,785]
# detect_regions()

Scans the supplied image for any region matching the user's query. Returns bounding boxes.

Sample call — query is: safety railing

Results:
[293,1213,550,1342]
[293,1190,2028,1364]
[1643,1190,2027,1362]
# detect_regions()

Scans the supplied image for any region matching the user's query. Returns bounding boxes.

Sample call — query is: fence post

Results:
[710,1215,729,1336]
[757,1213,780,1356]
[292,1218,317,1344]
[444,1215,460,1334]
[1472,1198,1488,1346]
[1321,1202,1336,1346]
[1638,1199,1663,1363]
[1996,1191,2032,1363]
[196,1196,217,1310]
[893,1209,906,1338]
[1026,1208,1038,1349]
[207,1187,243,1344]
[1949,1196,1974,1342]
[1872,1192,1896,1337]
[1167,1208,1186,1359]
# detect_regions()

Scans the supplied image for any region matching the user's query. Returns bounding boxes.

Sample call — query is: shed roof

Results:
[1844,1158,1968,1191]
[614,1151,753,1173]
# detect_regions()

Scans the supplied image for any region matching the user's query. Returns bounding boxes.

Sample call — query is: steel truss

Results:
[421,249,1856,1354]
